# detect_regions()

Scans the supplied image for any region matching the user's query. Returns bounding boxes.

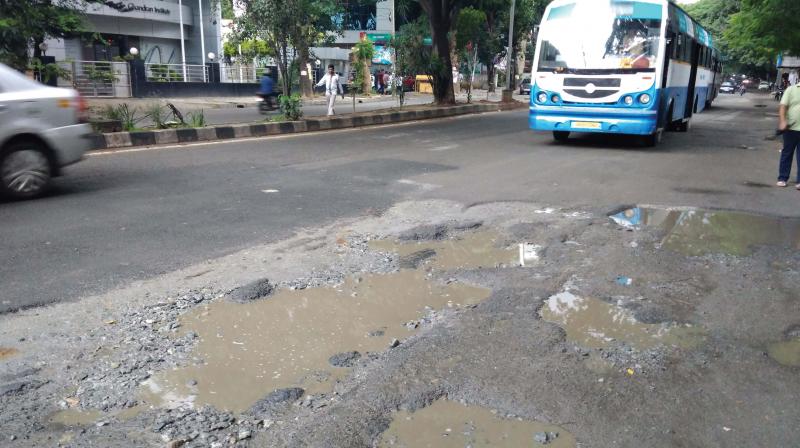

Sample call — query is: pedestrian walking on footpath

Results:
[382,71,391,95]
[777,82,800,188]
[316,64,343,116]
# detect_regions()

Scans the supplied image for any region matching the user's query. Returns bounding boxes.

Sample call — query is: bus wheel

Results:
[553,131,570,142]
[674,119,690,132]
[643,129,663,147]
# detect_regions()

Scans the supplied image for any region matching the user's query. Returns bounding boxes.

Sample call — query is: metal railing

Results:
[145,63,208,83]
[220,63,271,84]
[56,60,131,98]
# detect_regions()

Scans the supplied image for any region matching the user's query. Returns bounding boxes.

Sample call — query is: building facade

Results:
[45,0,222,65]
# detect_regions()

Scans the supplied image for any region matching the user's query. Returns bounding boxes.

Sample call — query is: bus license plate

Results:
[572,121,602,129]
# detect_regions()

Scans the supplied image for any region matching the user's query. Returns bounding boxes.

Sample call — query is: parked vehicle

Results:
[0,63,91,199]
[519,78,531,95]
[758,81,770,91]
[720,82,735,94]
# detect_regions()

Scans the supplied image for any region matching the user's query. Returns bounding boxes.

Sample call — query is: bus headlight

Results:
[639,94,651,104]
[537,92,548,103]
[551,94,561,103]
[623,95,634,105]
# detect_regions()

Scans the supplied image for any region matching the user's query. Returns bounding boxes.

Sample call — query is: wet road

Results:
[0,93,788,312]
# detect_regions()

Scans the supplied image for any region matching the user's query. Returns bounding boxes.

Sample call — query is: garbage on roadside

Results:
[610,208,642,229]
[615,276,633,286]
[519,243,542,266]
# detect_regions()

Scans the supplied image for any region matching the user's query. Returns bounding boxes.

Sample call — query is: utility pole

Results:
[503,0,516,102]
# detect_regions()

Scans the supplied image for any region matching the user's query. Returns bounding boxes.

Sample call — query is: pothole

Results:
[378,399,576,447]
[540,289,705,350]
[370,230,518,270]
[610,207,800,256]
[767,338,800,367]
[141,270,490,413]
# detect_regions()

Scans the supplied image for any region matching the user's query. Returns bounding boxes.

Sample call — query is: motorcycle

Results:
[258,94,278,114]
[775,88,785,101]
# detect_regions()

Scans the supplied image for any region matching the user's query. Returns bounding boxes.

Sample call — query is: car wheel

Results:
[553,131,570,142]
[0,141,52,199]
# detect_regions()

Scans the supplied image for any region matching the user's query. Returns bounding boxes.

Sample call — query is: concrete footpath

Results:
[87,90,525,127]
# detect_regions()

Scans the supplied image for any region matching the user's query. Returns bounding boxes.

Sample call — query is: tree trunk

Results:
[420,0,456,105]
[276,39,291,96]
[298,46,313,98]
[362,59,371,95]
[516,38,527,77]
[486,12,496,93]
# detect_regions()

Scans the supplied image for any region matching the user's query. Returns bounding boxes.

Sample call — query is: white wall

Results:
[140,37,182,64]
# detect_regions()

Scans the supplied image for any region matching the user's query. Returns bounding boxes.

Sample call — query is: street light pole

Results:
[504,0,516,101]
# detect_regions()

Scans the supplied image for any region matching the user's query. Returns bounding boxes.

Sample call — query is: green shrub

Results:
[100,104,122,121]
[187,110,206,128]
[278,93,303,121]
[115,104,146,131]
[146,103,168,129]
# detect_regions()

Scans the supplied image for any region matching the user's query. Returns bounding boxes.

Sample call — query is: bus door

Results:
[685,39,700,118]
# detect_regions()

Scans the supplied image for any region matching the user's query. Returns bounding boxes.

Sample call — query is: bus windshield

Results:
[537,1,663,72]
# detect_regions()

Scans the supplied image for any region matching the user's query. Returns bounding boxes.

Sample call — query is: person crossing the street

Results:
[316,64,344,116]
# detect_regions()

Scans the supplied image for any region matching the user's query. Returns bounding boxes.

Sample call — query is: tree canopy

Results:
[0,0,96,71]
[684,0,800,75]
[725,0,800,65]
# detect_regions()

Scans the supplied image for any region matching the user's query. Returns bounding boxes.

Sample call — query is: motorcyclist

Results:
[259,69,276,110]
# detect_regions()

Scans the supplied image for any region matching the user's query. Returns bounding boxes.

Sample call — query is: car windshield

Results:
[537,1,663,73]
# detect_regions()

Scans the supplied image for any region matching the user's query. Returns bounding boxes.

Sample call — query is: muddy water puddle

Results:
[379,399,576,447]
[49,409,105,427]
[370,230,517,270]
[541,290,704,350]
[49,405,146,427]
[767,338,800,367]
[143,270,489,413]
[0,347,19,360]
[610,207,800,256]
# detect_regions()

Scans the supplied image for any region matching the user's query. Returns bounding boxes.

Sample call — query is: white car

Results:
[0,63,91,199]
[758,81,770,91]
[719,82,735,94]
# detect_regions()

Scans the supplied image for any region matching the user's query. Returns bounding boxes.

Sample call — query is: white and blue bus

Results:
[529,0,722,146]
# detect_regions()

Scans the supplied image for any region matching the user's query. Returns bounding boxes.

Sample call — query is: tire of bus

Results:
[674,119,690,132]
[553,131,570,142]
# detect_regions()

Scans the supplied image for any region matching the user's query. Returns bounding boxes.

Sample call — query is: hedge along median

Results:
[90,103,502,151]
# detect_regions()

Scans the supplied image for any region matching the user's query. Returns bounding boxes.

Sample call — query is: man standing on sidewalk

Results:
[778,82,800,188]
[316,64,343,116]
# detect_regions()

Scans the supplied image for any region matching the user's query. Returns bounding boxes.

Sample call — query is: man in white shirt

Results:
[316,64,343,116]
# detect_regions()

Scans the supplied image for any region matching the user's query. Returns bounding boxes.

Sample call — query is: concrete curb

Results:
[90,103,502,151]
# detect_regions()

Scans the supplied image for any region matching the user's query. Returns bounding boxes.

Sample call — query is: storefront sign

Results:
[104,1,170,15]
[366,33,392,42]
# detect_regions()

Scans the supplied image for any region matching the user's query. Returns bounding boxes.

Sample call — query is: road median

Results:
[90,103,504,151]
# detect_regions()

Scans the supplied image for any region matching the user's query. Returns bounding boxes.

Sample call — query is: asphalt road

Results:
[0,93,789,312]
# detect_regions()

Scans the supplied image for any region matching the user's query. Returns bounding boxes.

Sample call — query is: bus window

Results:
[536,1,662,73]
